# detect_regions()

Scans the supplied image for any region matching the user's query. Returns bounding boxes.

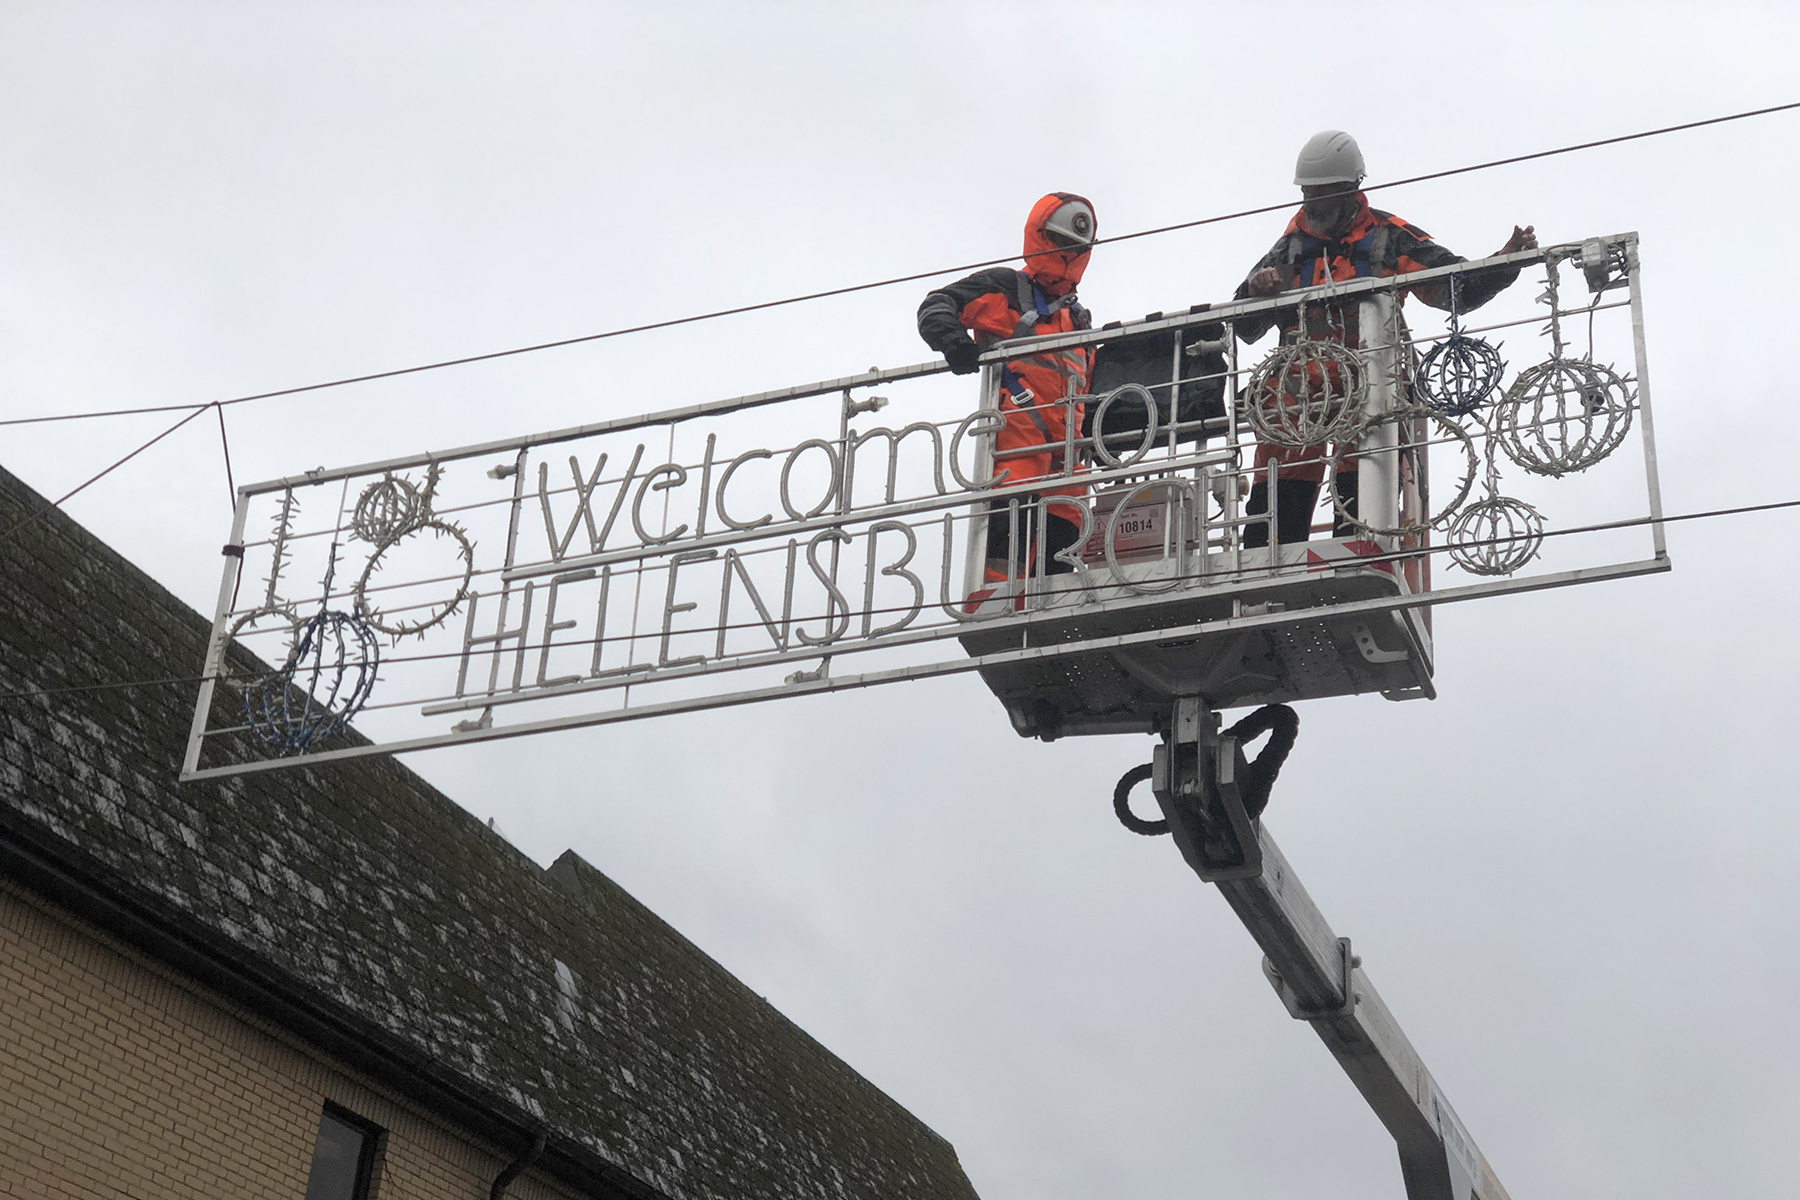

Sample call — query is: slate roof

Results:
[0,464,980,1200]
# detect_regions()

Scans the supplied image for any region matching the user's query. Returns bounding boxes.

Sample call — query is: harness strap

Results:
[1002,272,1087,407]
[1366,223,1394,274]
[1011,273,1079,339]
[998,365,1055,436]
[1285,225,1396,286]
[1012,274,1043,338]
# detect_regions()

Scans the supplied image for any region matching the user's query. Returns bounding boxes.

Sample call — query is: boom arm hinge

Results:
[1264,936,1359,1021]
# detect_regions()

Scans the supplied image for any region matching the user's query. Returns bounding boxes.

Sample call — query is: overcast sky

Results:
[2,3,1797,1198]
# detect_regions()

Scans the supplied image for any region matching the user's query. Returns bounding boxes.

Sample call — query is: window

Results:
[304,1103,380,1200]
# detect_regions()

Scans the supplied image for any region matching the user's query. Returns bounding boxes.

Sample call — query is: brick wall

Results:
[0,880,572,1200]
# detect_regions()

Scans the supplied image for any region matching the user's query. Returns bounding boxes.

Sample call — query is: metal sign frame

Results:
[181,233,1666,781]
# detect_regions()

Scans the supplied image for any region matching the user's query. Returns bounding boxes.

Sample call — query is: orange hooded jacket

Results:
[915,193,1097,490]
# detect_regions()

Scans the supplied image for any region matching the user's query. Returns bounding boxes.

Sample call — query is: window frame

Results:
[305,1101,383,1200]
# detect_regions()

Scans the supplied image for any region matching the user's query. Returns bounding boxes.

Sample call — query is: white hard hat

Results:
[1294,130,1365,186]
[1042,198,1097,249]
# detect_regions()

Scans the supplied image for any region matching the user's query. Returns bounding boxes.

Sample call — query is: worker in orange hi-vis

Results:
[916,193,1098,598]
[1234,131,1536,546]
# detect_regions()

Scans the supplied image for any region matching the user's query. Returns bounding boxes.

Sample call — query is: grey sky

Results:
[2,3,1796,1198]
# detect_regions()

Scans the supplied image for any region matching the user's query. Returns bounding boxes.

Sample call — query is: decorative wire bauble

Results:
[1490,357,1633,477]
[1244,338,1367,448]
[1448,495,1545,576]
[351,474,426,546]
[1412,334,1505,417]
[243,609,380,754]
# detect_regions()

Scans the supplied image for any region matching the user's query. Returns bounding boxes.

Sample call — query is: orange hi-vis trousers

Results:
[992,387,1086,498]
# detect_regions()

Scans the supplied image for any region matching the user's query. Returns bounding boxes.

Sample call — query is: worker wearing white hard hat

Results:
[1233,131,1538,547]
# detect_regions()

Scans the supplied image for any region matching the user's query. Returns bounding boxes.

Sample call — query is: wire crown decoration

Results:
[184,233,1665,780]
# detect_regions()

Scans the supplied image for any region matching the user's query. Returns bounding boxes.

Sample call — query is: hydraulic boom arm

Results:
[1148,700,1510,1200]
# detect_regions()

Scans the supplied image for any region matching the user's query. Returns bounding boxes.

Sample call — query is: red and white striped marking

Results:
[1304,538,1395,575]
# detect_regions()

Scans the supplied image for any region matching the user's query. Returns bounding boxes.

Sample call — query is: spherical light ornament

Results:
[1244,338,1366,449]
[243,609,380,754]
[351,474,426,546]
[1448,494,1545,576]
[1490,357,1633,477]
[1413,334,1505,417]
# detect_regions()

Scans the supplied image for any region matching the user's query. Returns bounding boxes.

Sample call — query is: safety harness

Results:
[1278,221,1397,285]
[999,274,1086,404]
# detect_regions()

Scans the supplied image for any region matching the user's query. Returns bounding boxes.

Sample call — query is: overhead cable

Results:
[2,99,1795,433]
[0,406,213,546]
[1,102,1792,551]
[215,405,237,507]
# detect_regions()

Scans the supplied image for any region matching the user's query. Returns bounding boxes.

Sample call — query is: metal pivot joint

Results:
[1264,936,1358,1021]
[1149,697,1263,882]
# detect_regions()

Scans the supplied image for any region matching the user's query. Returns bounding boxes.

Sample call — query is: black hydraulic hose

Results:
[1225,704,1299,820]
[1110,703,1300,834]
[1112,762,1166,835]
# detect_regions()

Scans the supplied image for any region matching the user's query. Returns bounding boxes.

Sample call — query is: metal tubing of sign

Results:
[232,240,1625,497]
[180,555,1665,781]
[184,233,1662,778]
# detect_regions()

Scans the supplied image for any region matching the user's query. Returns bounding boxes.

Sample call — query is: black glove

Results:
[941,337,980,375]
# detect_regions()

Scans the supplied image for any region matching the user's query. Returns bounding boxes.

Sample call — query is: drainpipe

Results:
[489,1129,547,1200]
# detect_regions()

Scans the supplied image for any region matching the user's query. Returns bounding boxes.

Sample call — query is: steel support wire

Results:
[3,102,1794,431]
[0,405,213,546]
